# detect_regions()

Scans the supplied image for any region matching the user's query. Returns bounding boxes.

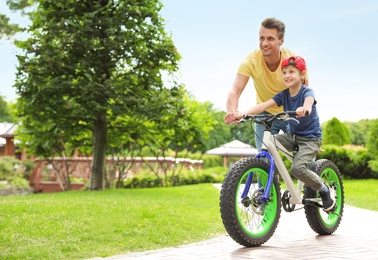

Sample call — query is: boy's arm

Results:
[296,96,314,117]
[236,99,277,119]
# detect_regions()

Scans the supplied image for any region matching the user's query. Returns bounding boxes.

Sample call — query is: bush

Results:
[0,157,15,180]
[0,157,34,188]
[318,145,375,179]
[121,166,227,189]
[19,159,36,180]
[117,144,377,189]
[8,177,30,188]
[202,154,223,168]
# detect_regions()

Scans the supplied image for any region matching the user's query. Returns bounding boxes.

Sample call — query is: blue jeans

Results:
[254,111,290,152]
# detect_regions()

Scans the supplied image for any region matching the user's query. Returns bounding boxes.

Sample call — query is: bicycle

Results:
[219,111,344,247]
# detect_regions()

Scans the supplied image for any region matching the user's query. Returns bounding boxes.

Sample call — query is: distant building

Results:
[0,122,21,159]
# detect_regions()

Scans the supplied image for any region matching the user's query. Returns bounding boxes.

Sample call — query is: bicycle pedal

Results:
[323,204,338,215]
[302,198,322,207]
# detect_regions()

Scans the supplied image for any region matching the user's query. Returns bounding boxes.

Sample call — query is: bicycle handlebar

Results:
[233,111,305,125]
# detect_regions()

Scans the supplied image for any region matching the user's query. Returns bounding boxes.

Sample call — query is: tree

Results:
[366,119,378,157]
[143,93,218,186]
[204,110,232,150]
[105,84,185,188]
[230,121,256,147]
[344,119,371,146]
[0,96,14,122]
[7,0,181,190]
[322,117,350,146]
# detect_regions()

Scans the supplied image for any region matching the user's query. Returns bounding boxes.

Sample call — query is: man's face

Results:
[259,27,284,57]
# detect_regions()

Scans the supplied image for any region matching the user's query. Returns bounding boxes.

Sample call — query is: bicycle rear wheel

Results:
[304,159,344,235]
[220,157,281,247]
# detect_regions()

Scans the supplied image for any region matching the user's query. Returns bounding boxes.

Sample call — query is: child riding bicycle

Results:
[225,55,336,212]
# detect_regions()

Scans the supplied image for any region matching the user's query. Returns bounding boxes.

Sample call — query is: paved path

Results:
[92,204,378,260]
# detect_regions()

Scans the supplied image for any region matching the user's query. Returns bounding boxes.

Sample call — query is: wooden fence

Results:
[29,157,204,193]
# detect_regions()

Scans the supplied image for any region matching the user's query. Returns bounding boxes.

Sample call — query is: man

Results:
[224,17,307,151]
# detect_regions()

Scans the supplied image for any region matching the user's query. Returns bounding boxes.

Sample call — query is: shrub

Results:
[8,177,30,188]
[0,157,15,180]
[0,157,34,188]
[318,145,374,179]
[201,154,223,168]
[121,166,227,189]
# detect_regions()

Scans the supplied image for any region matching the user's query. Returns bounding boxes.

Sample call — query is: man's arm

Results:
[224,73,249,124]
[226,73,249,112]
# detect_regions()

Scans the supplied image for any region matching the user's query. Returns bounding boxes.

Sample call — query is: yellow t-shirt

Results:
[238,47,296,114]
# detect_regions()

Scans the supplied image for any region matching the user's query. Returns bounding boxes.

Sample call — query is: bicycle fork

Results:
[241,150,275,207]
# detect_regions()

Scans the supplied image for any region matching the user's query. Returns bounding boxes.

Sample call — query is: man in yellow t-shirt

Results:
[224,17,308,151]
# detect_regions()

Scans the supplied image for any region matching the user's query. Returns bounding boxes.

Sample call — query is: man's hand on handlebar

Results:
[224,110,309,126]
[224,111,244,124]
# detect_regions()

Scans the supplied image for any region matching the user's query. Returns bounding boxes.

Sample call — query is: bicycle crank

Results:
[282,190,296,212]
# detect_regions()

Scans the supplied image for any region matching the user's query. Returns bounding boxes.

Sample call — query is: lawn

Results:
[0,180,377,259]
[0,184,225,260]
[343,179,378,211]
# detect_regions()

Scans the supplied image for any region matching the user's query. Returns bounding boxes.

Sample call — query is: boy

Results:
[231,56,335,212]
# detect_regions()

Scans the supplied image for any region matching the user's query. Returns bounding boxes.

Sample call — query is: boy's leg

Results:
[290,136,323,190]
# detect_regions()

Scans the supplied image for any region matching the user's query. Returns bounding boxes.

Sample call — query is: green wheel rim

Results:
[319,167,343,226]
[235,168,279,236]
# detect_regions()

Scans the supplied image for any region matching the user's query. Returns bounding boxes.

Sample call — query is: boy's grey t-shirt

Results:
[273,86,322,139]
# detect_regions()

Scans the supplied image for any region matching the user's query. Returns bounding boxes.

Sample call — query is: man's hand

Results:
[224,112,243,124]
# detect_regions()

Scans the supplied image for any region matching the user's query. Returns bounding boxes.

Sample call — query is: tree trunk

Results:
[90,110,107,190]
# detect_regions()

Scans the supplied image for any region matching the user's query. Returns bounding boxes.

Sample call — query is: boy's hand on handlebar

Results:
[224,111,244,124]
[295,107,310,117]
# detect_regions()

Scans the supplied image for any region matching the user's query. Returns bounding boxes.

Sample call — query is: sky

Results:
[1,0,378,123]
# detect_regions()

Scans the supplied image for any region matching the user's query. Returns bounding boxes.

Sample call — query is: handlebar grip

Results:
[287,111,309,116]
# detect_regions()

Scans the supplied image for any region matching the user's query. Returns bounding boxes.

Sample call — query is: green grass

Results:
[343,179,378,211]
[0,184,225,260]
[0,180,377,260]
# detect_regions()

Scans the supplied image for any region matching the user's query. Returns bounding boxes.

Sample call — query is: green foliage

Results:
[204,110,232,151]
[344,119,371,145]
[202,154,223,168]
[0,10,23,40]
[0,96,14,123]
[366,119,378,157]
[368,160,378,174]
[10,0,182,189]
[8,177,29,188]
[318,145,375,179]
[122,167,226,188]
[19,159,36,180]
[230,120,256,147]
[123,171,162,188]
[0,157,33,188]
[0,157,14,180]
[323,117,350,145]
[201,166,227,183]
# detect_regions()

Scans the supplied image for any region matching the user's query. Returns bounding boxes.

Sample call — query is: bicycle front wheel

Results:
[220,157,281,247]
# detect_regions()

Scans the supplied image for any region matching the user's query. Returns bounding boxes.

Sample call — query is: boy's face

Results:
[259,27,283,57]
[282,65,306,88]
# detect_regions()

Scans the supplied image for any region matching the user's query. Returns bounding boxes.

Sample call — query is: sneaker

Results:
[319,185,336,212]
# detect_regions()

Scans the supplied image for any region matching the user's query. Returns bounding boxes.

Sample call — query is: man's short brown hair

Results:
[261,17,286,39]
